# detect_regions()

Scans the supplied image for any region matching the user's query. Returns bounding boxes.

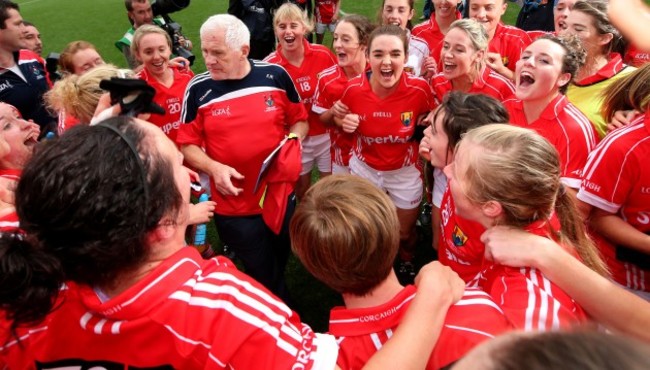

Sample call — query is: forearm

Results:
[590,213,650,254]
[289,120,308,141]
[181,144,219,174]
[319,109,336,126]
[536,244,650,342]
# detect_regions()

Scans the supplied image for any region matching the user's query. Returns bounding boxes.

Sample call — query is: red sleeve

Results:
[176,111,205,147]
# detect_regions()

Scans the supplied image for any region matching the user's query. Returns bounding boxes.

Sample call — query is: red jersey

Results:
[138,66,194,144]
[505,94,598,189]
[340,72,434,171]
[476,214,588,331]
[264,39,337,137]
[489,23,532,73]
[312,64,354,166]
[0,247,339,369]
[0,169,19,232]
[577,112,650,293]
[177,61,307,216]
[329,285,512,370]
[431,66,515,104]
[315,0,339,24]
[624,44,650,67]
[57,111,81,135]
[438,185,486,282]
[412,11,463,70]
[527,30,551,40]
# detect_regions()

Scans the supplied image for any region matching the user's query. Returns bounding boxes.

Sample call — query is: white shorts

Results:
[301,133,332,175]
[432,167,447,208]
[332,163,350,174]
[316,22,337,34]
[350,155,422,210]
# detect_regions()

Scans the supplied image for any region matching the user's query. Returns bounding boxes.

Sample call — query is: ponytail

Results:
[0,233,63,338]
[554,187,609,276]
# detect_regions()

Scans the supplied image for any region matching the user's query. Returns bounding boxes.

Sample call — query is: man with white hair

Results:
[177,14,307,300]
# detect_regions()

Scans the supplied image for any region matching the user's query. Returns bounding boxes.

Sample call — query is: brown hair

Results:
[59,41,100,75]
[537,34,587,94]
[601,63,650,122]
[459,125,607,276]
[378,0,415,30]
[290,175,400,295]
[571,0,626,56]
[368,24,409,57]
[337,14,375,47]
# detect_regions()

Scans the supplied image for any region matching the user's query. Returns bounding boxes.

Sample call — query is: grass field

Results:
[16,0,523,332]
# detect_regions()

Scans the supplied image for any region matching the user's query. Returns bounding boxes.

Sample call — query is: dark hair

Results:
[571,0,627,56]
[124,0,148,12]
[431,91,509,164]
[537,34,587,94]
[0,0,19,30]
[379,0,415,30]
[488,331,650,370]
[22,20,33,27]
[368,24,409,56]
[338,14,375,47]
[2,117,183,333]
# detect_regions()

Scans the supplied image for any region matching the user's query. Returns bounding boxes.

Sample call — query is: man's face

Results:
[23,25,42,55]
[201,28,248,80]
[129,1,154,28]
[0,9,26,52]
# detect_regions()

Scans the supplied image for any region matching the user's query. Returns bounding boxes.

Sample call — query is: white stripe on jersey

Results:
[111,321,122,335]
[80,312,92,329]
[523,267,536,332]
[454,298,504,313]
[181,71,212,121]
[582,118,644,180]
[370,333,383,351]
[200,86,286,109]
[162,323,226,366]
[0,326,48,351]
[168,292,302,357]
[93,319,107,334]
[444,325,496,339]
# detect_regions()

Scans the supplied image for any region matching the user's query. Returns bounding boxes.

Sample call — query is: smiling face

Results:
[468,0,507,38]
[0,103,40,170]
[554,0,577,32]
[333,20,366,69]
[368,33,407,94]
[440,27,483,81]
[515,39,570,102]
[443,140,486,225]
[433,0,461,19]
[381,0,414,30]
[136,32,172,78]
[423,108,453,169]
[275,16,307,53]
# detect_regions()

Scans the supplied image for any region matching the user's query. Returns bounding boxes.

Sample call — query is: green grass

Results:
[16,0,521,332]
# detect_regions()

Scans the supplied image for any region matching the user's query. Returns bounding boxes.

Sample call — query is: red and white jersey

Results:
[340,72,434,171]
[264,39,337,137]
[431,66,515,105]
[177,61,307,216]
[406,33,431,77]
[312,64,355,166]
[138,66,194,144]
[505,94,598,188]
[475,214,588,331]
[315,0,339,24]
[527,30,552,40]
[0,169,20,232]
[489,23,532,73]
[329,285,512,370]
[0,247,339,369]
[412,12,463,73]
[624,44,650,67]
[57,110,81,135]
[438,185,487,282]
[577,112,650,292]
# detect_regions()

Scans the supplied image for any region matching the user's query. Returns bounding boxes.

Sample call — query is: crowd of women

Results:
[1,0,650,368]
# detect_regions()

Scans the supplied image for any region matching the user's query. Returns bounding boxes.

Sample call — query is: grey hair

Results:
[200,14,250,50]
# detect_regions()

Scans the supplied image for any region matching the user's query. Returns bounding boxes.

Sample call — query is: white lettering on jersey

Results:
[361,135,408,145]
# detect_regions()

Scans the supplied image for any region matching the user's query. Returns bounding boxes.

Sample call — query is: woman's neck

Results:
[282,42,305,67]
[577,53,609,81]
[343,59,366,79]
[152,67,174,88]
[342,270,404,309]
[370,74,400,99]
[435,11,456,35]
[451,66,480,92]
[522,91,559,123]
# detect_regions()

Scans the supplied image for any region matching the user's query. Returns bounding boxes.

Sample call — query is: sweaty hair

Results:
[486,330,650,370]
[1,117,183,333]
[337,14,375,48]
[459,124,607,276]
[200,14,250,50]
[571,0,627,56]
[45,64,128,124]
[368,24,409,57]
[537,34,586,94]
[379,0,415,30]
[131,24,172,57]
[431,91,509,164]
[58,41,100,75]
[0,0,18,30]
[291,175,400,295]
[601,63,650,122]
[274,2,314,34]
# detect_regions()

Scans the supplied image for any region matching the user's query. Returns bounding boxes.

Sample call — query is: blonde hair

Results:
[602,63,650,122]
[448,19,489,52]
[131,24,172,57]
[45,64,131,124]
[460,124,607,276]
[273,3,314,33]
